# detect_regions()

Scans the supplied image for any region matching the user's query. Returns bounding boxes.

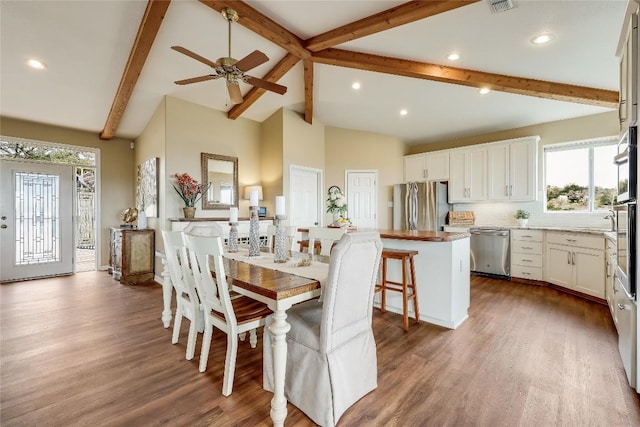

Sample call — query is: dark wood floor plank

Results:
[2,272,639,426]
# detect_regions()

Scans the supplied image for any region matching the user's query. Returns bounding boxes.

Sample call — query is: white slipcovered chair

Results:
[263,231,383,426]
[161,230,203,360]
[184,234,271,396]
[307,226,347,256]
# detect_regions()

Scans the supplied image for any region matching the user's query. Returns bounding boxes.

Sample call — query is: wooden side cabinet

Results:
[109,228,155,284]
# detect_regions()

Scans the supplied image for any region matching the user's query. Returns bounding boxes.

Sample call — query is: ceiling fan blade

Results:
[171,46,217,69]
[235,50,269,72]
[174,75,219,85]
[245,76,287,95]
[227,80,243,104]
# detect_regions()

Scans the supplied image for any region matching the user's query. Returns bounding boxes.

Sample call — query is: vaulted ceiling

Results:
[0,0,627,145]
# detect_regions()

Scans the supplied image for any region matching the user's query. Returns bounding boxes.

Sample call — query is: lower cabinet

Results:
[544,233,605,299]
[510,229,543,280]
[109,228,155,284]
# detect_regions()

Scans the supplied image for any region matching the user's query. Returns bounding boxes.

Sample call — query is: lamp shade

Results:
[243,185,263,201]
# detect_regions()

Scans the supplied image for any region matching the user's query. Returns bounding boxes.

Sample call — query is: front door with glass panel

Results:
[1,160,73,281]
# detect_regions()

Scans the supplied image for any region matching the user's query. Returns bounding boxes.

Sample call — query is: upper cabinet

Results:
[449,147,487,203]
[487,137,539,202]
[404,151,449,182]
[618,8,638,133]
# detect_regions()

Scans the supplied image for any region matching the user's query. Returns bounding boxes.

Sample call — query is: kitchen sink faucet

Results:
[604,209,616,231]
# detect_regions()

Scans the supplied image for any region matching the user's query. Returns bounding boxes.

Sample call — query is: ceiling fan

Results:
[171,7,287,104]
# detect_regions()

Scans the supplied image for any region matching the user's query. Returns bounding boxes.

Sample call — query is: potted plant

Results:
[514,209,530,227]
[326,186,349,226]
[171,173,208,218]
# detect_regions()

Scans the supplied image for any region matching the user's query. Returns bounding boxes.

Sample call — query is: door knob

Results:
[1,216,6,220]
[1,224,7,229]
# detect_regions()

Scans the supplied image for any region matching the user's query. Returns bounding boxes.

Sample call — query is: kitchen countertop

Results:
[447,225,615,237]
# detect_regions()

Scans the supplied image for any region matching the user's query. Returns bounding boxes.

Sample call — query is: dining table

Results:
[221,249,328,426]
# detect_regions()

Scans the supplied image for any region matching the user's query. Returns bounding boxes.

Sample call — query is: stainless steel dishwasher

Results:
[470,228,511,277]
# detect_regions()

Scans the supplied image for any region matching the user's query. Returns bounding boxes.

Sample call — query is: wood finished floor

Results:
[1,272,639,426]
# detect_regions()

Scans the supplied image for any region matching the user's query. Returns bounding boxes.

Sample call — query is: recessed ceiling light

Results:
[400,109,408,116]
[447,53,460,61]
[352,82,361,90]
[530,33,554,45]
[479,88,491,95]
[25,58,47,70]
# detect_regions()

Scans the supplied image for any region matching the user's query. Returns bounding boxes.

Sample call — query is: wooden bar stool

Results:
[376,248,420,331]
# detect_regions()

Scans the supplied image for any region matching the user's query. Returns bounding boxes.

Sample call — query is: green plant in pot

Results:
[514,209,530,227]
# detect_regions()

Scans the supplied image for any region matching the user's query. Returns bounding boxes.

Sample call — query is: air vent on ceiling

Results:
[486,0,516,13]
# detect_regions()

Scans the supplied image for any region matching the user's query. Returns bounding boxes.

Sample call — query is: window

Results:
[545,138,617,212]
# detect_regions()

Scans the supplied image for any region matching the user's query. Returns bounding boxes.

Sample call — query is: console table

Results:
[109,228,155,285]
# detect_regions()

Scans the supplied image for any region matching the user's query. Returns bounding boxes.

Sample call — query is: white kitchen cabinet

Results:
[404,151,449,182]
[544,232,605,299]
[511,229,544,280]
[618,11,638,133]
[448,148,487,203]
[488,138,539,202]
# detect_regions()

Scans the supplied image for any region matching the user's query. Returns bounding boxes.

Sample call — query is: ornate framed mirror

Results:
[201,153,238,210]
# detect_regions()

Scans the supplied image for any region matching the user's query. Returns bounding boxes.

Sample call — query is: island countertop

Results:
[296,228,469,242]
[377,229,469,242]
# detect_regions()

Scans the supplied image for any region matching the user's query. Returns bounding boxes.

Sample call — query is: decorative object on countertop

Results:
[514,209,530,227]
[326,185,350,226]
[447,211,475,226]
[121,207,138,228]
[274,196,287,263]
[172,173,209,218]
[228,207,239,253]
[248,190,261,257]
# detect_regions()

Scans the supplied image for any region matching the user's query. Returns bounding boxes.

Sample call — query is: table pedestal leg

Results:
[160,256,173,328]
[269,308,291,427]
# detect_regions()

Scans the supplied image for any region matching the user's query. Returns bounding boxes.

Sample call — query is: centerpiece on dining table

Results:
[171,173,209,219]
[326,186,350,227]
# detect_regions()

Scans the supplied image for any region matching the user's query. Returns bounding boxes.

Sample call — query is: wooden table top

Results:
[222,256,323,301]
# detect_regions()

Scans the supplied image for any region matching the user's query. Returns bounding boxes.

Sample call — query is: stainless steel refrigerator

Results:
[393,182,450,231]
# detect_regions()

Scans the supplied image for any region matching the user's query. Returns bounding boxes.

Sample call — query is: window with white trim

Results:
[544,138,617,212]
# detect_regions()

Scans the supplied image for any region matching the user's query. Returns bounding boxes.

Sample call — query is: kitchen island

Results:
[376,230,470,329]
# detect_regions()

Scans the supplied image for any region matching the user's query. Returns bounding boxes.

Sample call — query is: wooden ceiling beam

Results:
[227,53,300,120]
[303,59,313,124]
[305,0,480,52]
[199,0,310,59]
[312,48,619,108]
[100,0,170,140]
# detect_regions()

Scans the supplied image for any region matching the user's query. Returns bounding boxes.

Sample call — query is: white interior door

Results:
[346,170,377,229]
[1,160,74,282]
[290,165,321,227]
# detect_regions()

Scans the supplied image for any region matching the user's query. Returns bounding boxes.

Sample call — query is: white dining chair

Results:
[184,234,272,396]
[308,226,347,256]
[161,230,203,360]
[266,224,298,251]
[263,231,383,426]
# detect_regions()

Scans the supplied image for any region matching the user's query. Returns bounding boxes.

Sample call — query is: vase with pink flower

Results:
[171,173,209,219]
